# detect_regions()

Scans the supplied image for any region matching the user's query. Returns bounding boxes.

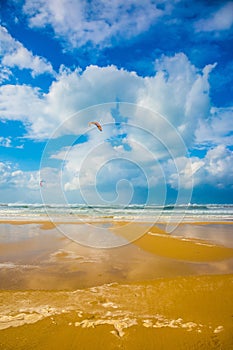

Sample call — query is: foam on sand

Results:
[0,274,232,349]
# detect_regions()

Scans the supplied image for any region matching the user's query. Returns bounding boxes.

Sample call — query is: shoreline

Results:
[1,218,233,224]
[1,219,233,348]
[0,218,233,235]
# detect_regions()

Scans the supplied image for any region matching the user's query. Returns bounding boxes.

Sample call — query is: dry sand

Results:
[0,220,233,349]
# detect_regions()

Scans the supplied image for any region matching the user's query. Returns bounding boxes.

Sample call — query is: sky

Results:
[0,0,233,205]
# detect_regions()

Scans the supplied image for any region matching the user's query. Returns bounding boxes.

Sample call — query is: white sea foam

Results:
[49,249,103,263]
[0,262,39,269]
[0,203,232,222]
[0,281,226,335]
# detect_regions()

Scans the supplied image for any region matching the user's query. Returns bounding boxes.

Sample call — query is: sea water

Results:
[0,203,233,222]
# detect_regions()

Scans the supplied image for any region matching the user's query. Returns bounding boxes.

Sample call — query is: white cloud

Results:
[0,137,12,148]
[0,161,65,203]
[0,136,24,149]
[195,2,233,32]
[183,63,217,139]
[204,145,233,187]
[167,146,233,190]
[22,0,166,49]
[136,53,216,145]
[166,156,204,189]
[52,142,155,205]
[1,52,232,200]
[9,164,72,204]
[44,64,142,127]
[0,83,44,119]
[0,161,39,189]
[0,64,12,83]
[0,64,143,139]
[0,52,226,150]
[49,121,186,205]
[195,107,233,147]
[0,162,12,185]
[0,25,54,78]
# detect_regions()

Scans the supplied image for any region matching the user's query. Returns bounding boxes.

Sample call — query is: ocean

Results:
[0,203,233,222]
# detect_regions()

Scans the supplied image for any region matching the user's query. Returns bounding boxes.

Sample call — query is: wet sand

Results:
[0,220,233,349]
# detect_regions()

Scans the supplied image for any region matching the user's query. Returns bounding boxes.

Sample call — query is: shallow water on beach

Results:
[0,221,233,290]
[0,220,233,349]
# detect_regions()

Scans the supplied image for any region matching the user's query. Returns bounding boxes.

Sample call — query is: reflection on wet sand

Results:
[0,220,233,349]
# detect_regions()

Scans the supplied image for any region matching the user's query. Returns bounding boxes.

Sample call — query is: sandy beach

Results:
[2,0,233,348]
[0,219,233,349]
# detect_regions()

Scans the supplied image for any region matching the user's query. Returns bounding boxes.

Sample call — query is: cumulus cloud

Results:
[167,146,233,190]
[0,53,219,146]
[0,25,54,78]
[0,162,12,186]
[1,51,231,201]
[49,132,165,205]
[137,53,216,145]
[195,2,233,32]
[0,161,49,203]
[0,161,39,189]
[22,0,166,49]
[195,107,233,147]
[1,64,142,138]
[0,161,66,203]
[166,156,203,189]
[204,145,233,187]
[0,84,44,126]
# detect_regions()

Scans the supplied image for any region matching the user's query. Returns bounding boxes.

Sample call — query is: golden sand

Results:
[110,221,233,262]
[0,220,233,349]
[0,275,233,349]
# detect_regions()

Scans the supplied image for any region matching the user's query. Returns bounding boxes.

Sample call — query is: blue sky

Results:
[0,0,233,204]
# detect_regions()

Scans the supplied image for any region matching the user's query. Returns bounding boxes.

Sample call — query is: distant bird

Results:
[88,121,102,132]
